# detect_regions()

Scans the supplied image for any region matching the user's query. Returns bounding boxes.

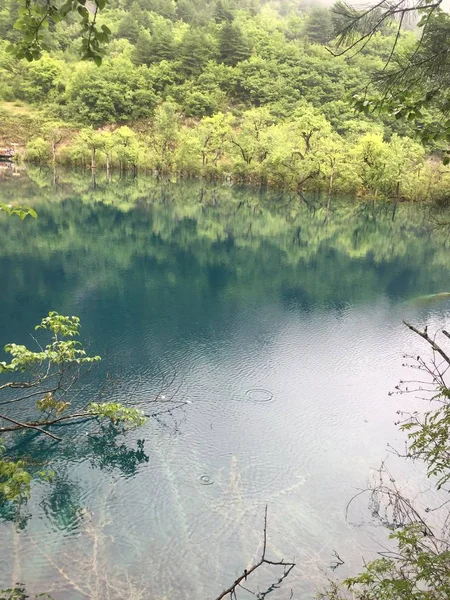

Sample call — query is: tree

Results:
[195,112,233,169]
[233,56,287,106]
[179,28,217,76]
[0,311,145,507]
[353,132,388,198]
[42,121,71,166]
[147,100,181,171]
[113,125,141,174]
[132,29,153,66]
[97,129,115,176]
[65,57,157,126]
[78,127,104,170]
[267,104,333,192]
[147,22,176,64]
[230,107,273,172]
[383,134,425,200]
[332,1,450,158]
[25,136,50,165]
[303,7,335,45]
[218,22,251,67]
[14,54,63,103]
[117,12,142,45]
[315,134,350,205]
[214,0,233,24]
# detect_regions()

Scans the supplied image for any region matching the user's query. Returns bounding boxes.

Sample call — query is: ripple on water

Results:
[245,388,274,403]
[199,474,214,485]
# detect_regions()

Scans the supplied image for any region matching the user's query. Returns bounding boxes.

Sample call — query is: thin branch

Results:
[403,321,450,366]
[0,413,62,441]
[382,11,404,73]
[263,503,268,558]
[0,411,97,434]
[213,506,295,600]
[0,387,59,407]
[0,381,35,392]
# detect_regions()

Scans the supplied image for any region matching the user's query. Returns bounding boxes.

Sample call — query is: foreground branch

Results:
[0,411,93,435]
[403,320,450,366]
[0,412,62,441]
[213,505,295,600]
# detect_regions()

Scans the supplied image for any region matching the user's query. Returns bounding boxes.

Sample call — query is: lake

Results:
[1,167,450,599]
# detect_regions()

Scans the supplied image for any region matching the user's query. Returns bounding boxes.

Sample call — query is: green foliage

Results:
[1,1,449,189]
[87,403,146,429]
[64,57,157,126]
[401,399,450,489]
[0,584,53,599]
[147,21,176,64]
[333,2,450,152]
[25,137,50,163]
[0,312,100,374]
[9,0,112,64]
[179,28,217,76]
[13,55,63,103]
[19,98,450,200]
[0,441,31,503]
[0,203,37,220]
[322,523,450,600]
[303,7,335,45]
[218,21,251,66]
[342,526,450,599]
[0,310,146,508]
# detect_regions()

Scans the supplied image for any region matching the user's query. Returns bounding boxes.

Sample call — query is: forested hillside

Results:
[1,0,450,199]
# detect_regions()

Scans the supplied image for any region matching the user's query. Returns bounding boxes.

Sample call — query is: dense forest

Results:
[1,0,450,200]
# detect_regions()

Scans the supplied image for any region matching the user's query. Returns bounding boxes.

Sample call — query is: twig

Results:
[213,505,295,600]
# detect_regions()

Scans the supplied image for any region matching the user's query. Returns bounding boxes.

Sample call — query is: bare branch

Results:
[213,506,295,600]
[403,321,450,366]
[0,412,62,441]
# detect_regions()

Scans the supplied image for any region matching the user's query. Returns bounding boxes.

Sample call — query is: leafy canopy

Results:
[332,0,450,158]
[10,0,112,64]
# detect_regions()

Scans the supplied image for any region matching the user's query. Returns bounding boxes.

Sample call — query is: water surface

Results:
[1,168,450,599]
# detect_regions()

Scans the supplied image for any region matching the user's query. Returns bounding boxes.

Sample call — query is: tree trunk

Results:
[327,163,335,201]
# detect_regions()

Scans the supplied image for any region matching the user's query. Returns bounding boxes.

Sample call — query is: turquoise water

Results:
[1,168,450,599]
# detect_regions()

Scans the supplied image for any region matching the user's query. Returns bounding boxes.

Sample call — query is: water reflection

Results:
[0,170,450,599]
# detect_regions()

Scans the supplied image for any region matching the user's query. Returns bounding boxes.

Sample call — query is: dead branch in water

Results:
[213,505,295,600]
